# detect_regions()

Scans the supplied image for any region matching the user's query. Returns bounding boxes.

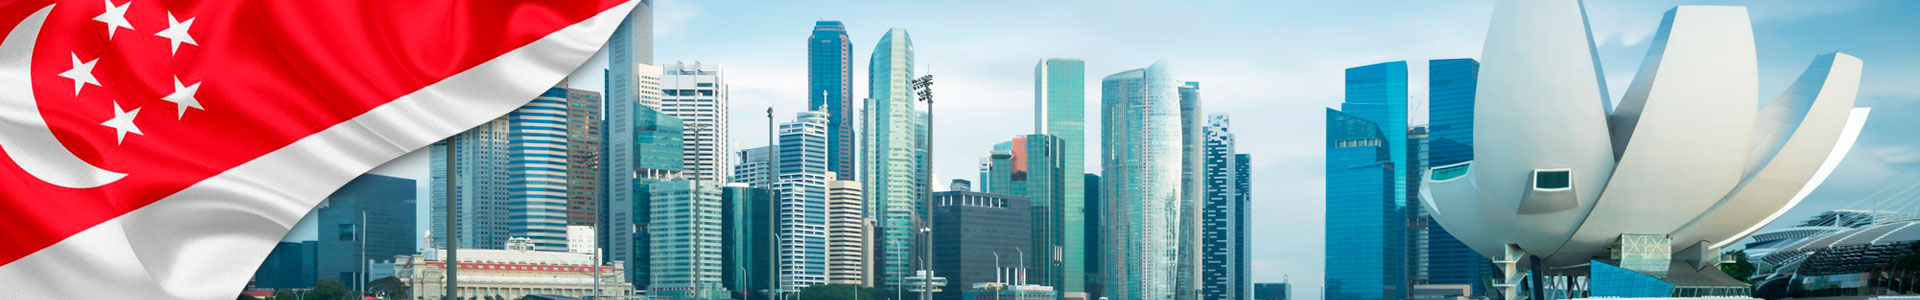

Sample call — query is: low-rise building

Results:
[396,238,632,300]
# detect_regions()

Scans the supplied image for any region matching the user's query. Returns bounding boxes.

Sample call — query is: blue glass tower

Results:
[1324,107,1404,300]
[809,21,856,182]
[1099,59,1188,300]
[1423,58,1489,295]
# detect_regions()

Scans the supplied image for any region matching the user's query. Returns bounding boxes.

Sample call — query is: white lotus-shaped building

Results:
[1420,0,1871,298]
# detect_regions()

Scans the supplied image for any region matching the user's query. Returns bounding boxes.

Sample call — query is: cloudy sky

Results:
[290,1,1920,299]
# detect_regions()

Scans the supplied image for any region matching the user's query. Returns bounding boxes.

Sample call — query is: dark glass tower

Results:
[1423,58,1489,295]
[317,174,416,292]
[809,21,855,181]
[1324,107,1403,300]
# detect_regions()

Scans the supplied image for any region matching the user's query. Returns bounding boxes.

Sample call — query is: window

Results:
[339,224,358,241]
[1536,170,1571,189]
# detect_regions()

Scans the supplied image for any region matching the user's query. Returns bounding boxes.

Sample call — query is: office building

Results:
[649,180,730,299]
[565,86,604,227]
[1083,173,1103,300]
[1255,282,1290,300]
[809,20,857,182]
[1098,59,1192,300]
[828,178,870,286]
[499,87,599,251]
[397,240,632,300]
[659,62,730,182]
[964,283,1059,300]
[721,184,777,299]
[864,27,925,287]
[931,188,1032,300]
[568,225,595,254]
[983,140,1019,195]
[1203,114,1249,300]
[432,118,512,250]
[1035,58,1090,296]
[1324,106,1405,300]
[601,1,660,280]
[318,174,416,291]
[1177,81,1207,300]
[735,146,774,188]
[1420,58,1488,297]
[251,241,317,290]
[779,111,834,289]
[605,103,683,288]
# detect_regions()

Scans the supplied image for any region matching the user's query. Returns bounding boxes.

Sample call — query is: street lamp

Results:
[911,72,934,300]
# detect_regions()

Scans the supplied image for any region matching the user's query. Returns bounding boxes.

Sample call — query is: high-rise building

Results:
[721,184,776,300]
[602,0,658,280]
[1083,173,1103,300]
[1098,59,1192,300]
[432,119,511,250]
[1421,58,1487,296]
[1022,135,1070,292]
[317,174,416,291]
[606,1,655,108]
[779,111,835,289]
[499,87,599,251]
[1034,58,1089,296]
[1177,81,1207,300]
[565,86,605,227]
[1203,114,1249,300]
[828,178,869,286]
[735,146,775,188]
[648,180,730,299]
[931,189,1032,300]
[983,140,1020,195]
[809,20,857,182]
[864,27,925,287]
[1407,126,1431,286]
[1324,107,1404,300]
[251,241,317,290]
[661,62,730,182]
[604,103,682,288]
[1233,154,1252,300]
[1254,282,1290,300]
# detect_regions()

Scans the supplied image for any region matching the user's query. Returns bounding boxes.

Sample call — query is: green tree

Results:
[314,279,350,300]
[1720,249,1756,284]
[369,276,410,300]
[238,294,262,300]
[273,289,314,300]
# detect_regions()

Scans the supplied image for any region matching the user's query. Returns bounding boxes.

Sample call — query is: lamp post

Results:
[911,72,934,300]
[767,106,780,300]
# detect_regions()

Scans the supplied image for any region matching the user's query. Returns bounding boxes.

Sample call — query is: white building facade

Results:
[660,62,730,183]
[395,243,632,300]
[827,178,869,286]
[778,111,834,290]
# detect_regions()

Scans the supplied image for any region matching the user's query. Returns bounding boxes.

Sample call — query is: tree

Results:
[794,284,895,300]
[314,279,350,300]
[238,294,261,300]
[370,276,410,300]
[273,289,314,300]
[1720,249,1756,284]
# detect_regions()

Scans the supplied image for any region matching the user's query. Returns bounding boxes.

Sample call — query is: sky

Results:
[286,1,1920,299]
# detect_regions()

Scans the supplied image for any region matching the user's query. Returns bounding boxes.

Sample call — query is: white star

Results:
[91,0,135,40]
[56,53,100,96]
[161,77,203,119]
[154,12,196,55]
[100,101,143,145]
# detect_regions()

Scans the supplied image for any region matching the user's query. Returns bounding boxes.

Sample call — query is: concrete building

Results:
[931,188,1032,300]
[964,283,1058,300]
[660,62,730,182]
[864,28,926,287]
[567,225,595,254]
[828,178,870,286]
[648,180,729,299]
[318,174,416,291]
[396,240,632,300]
[779,111,834,289]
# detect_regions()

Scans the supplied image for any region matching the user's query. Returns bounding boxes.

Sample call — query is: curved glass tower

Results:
[1100,59,1187,300]
[863,28,924,287]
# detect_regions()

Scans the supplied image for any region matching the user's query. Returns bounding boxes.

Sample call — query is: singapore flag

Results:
[0,0,634,298]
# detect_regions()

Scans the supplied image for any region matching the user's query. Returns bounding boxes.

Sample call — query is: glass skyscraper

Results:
[1422,58,1488,295]
[1035,58,1089,296]
[1178,81,1206,300]
[647,180,729,299]
[1099,59,1190,300]
[317,174,416,292]
[1324,107,1404,300]
[809,21,856,182]
[564,85,604,227]
[863,27,924,287]
[720,184,775,300]
[605,104,682,287]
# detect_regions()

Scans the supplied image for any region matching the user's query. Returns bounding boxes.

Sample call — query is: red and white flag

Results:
[0,0,634,297]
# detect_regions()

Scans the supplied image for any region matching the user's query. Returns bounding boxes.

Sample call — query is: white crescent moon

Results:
[0,5,127,189]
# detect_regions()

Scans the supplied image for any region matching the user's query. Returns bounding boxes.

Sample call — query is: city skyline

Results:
[283,2,1920,300]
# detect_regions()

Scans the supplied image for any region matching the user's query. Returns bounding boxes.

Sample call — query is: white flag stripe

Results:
[0,1,638,298]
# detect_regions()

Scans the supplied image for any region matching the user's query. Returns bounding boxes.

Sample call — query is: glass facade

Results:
[1099,59,1187,300]
[864,27,924,287]
[721,185,775,300]
[660,62,730,183]
[1323,108,1402,300]
[1036,58,1089,294]
[614,104,683,288]
[317,174,416,291]
[1589,259,1673,298]
[809,21,856,182]
[931,191,1033,300]
[1203,114,1248,300]
[647,180,730,299]
[1421,58,1488,296]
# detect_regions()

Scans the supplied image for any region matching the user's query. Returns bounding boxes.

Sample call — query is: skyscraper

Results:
[433,86,597,252]
[606,1,655,108]
[1233,154,1252,300]
[1178,81,1207,300]
[661,62,730,182]
[565,86,605,227]
[605,104,683,287]
[1019,134,1068,292]
[720,184,776,300]
[601,0,658,281]
[1099,59,1191,300]
[1345,61,1409,208]
[779,111,834,289]
[1035,58,1089,296]
[648,180,729,299]
[1203,114,1249,300]
[809,21,856,182]
[931,189,1033,300]
[735,146,775,188]
[864,28,924,287]
[1084,173,1104,299]
[828,178,870,286]
[1422,58,1488,295]
[317,174,416,291]
[1324,107,1404,300]
[432,118,511,250]
[251,241,317,290]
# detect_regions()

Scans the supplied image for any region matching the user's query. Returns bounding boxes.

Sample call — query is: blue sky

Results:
[289,1,1920,299]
